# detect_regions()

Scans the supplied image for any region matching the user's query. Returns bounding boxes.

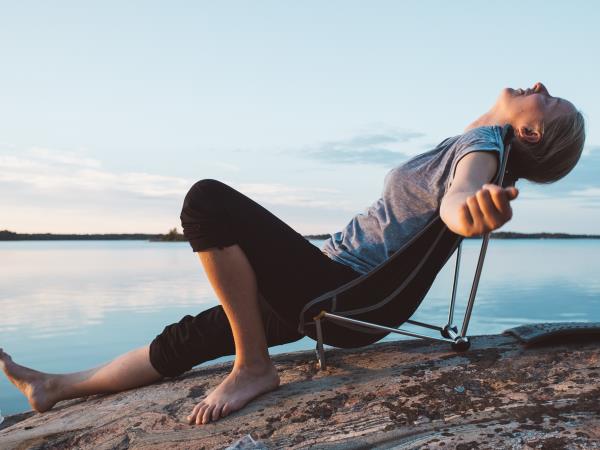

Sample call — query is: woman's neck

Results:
[465,108,508,132]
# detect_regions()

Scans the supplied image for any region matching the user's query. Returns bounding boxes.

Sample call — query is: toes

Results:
[221,403,230,417]
[187,402,204,424]
[202,404,216,424]
[195,404,209,425]
[212,403,224,421]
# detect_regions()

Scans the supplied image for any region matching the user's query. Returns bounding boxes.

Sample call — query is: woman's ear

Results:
[517,125,542,144]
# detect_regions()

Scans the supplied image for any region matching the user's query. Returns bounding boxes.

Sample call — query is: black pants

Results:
[149,179,364,378]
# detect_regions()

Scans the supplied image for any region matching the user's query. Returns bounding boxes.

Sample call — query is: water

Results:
[1,239,599,415]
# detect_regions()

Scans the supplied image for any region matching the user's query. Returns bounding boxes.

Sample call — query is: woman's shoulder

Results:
[385,126,503,179]
[426,126,503,155]
[456,125,504,147]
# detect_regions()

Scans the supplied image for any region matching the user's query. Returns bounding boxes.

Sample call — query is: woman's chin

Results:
[493,87,516,110]
[501,87,516,98]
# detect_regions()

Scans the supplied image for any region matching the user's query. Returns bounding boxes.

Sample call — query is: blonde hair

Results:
[509,111,586,184]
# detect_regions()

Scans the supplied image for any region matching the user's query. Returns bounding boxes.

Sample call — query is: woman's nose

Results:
[533,82,549,95]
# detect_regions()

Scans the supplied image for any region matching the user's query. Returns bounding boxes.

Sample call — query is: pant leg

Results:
[149,296,302,378]
[150,178,363,377]
[179,178,363,330]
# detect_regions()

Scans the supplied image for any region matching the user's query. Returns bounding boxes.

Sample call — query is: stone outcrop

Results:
[1,332,599,449]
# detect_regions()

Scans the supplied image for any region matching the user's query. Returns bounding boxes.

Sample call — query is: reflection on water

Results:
[1,239,599,415]
[0,241,215,339]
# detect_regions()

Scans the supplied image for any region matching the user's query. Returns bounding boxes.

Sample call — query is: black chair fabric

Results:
[299,216,462,347]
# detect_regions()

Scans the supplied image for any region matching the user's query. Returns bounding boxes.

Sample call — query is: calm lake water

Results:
[1,239,599,416]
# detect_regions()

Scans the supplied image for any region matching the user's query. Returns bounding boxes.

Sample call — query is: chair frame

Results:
[312,129,514,370]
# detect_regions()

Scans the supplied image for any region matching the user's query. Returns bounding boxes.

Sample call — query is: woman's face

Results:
[497,82,575,128]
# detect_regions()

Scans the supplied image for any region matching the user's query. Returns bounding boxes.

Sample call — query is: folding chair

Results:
[298,125,516,369]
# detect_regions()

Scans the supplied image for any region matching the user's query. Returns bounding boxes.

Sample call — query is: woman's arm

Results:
[440,151,519,237]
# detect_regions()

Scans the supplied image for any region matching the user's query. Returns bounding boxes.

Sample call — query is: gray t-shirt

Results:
[321,125,505,275]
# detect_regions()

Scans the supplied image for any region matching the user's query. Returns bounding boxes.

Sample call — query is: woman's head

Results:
[494,82,586,184]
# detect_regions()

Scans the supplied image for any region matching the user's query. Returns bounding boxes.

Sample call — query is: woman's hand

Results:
[440,151,519,238]
[457,184,518,237]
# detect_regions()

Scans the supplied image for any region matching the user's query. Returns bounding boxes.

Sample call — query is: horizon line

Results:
[2,230,600,239]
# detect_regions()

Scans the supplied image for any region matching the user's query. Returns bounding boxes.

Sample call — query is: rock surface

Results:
[1,332,599,449]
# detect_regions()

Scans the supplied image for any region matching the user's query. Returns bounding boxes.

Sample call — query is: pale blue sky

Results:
[1,1,599,234]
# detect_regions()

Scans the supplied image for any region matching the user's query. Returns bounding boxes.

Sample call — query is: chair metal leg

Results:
[443,321,470,351]
[323,312,456,344]
[460,234,490,337]
[315,317,326,370]
[447,242,462,327]
[443,241,462,339]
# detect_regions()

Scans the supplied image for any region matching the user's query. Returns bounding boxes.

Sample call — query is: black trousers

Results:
[149,179,364,378]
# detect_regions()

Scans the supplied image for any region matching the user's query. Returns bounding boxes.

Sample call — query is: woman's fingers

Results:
[482,184,518,201]
[466,194,485,233]
[481,184,507,215]
[459,203,474,227]
[476,188,503,229]
[472,184,519,234]
[458,185,519,237]
[487,184,518,194]
[505,186,519,200]
[482,184,517,218]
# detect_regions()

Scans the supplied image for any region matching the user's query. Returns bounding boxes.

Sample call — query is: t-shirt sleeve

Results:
[445,127,504,191]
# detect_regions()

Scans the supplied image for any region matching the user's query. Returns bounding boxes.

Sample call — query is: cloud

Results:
[300,130,425,167]
[0,146,351,210]
[581,144,600,157]
[0,153,191,198]
[237,182,353,210]
[560,145,600,190]
[565,186,600,209]
[29,147,102,168]
[513,144,600,214]
[568,187,600,197]
[514,144,600,200]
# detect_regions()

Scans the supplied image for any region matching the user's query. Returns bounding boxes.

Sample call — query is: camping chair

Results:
[298,125,516,370]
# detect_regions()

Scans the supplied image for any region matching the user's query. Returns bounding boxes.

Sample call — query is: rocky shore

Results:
[1,330,599,449]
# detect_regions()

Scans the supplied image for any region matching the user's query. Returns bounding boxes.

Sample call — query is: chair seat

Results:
[299,216,462,347]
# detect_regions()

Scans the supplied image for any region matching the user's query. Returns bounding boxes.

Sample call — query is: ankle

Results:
[233,357,275,374]
[44,375,65,400]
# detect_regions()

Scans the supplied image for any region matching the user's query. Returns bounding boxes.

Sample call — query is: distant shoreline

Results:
[304,232,600,240]
[2,229,600,241]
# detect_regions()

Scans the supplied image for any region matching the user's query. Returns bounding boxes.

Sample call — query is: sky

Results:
[1,0,599,235]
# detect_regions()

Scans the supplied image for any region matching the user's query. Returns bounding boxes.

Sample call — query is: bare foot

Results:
[0,348,57,412]
[187,361,280,425]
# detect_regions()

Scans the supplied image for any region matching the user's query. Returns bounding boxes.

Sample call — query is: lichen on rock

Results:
[1,333,599,449]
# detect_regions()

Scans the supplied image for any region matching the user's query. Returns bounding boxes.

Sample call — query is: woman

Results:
[0,82,586,425]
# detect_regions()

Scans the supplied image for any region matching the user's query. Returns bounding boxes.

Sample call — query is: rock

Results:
[0,333,599,449]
